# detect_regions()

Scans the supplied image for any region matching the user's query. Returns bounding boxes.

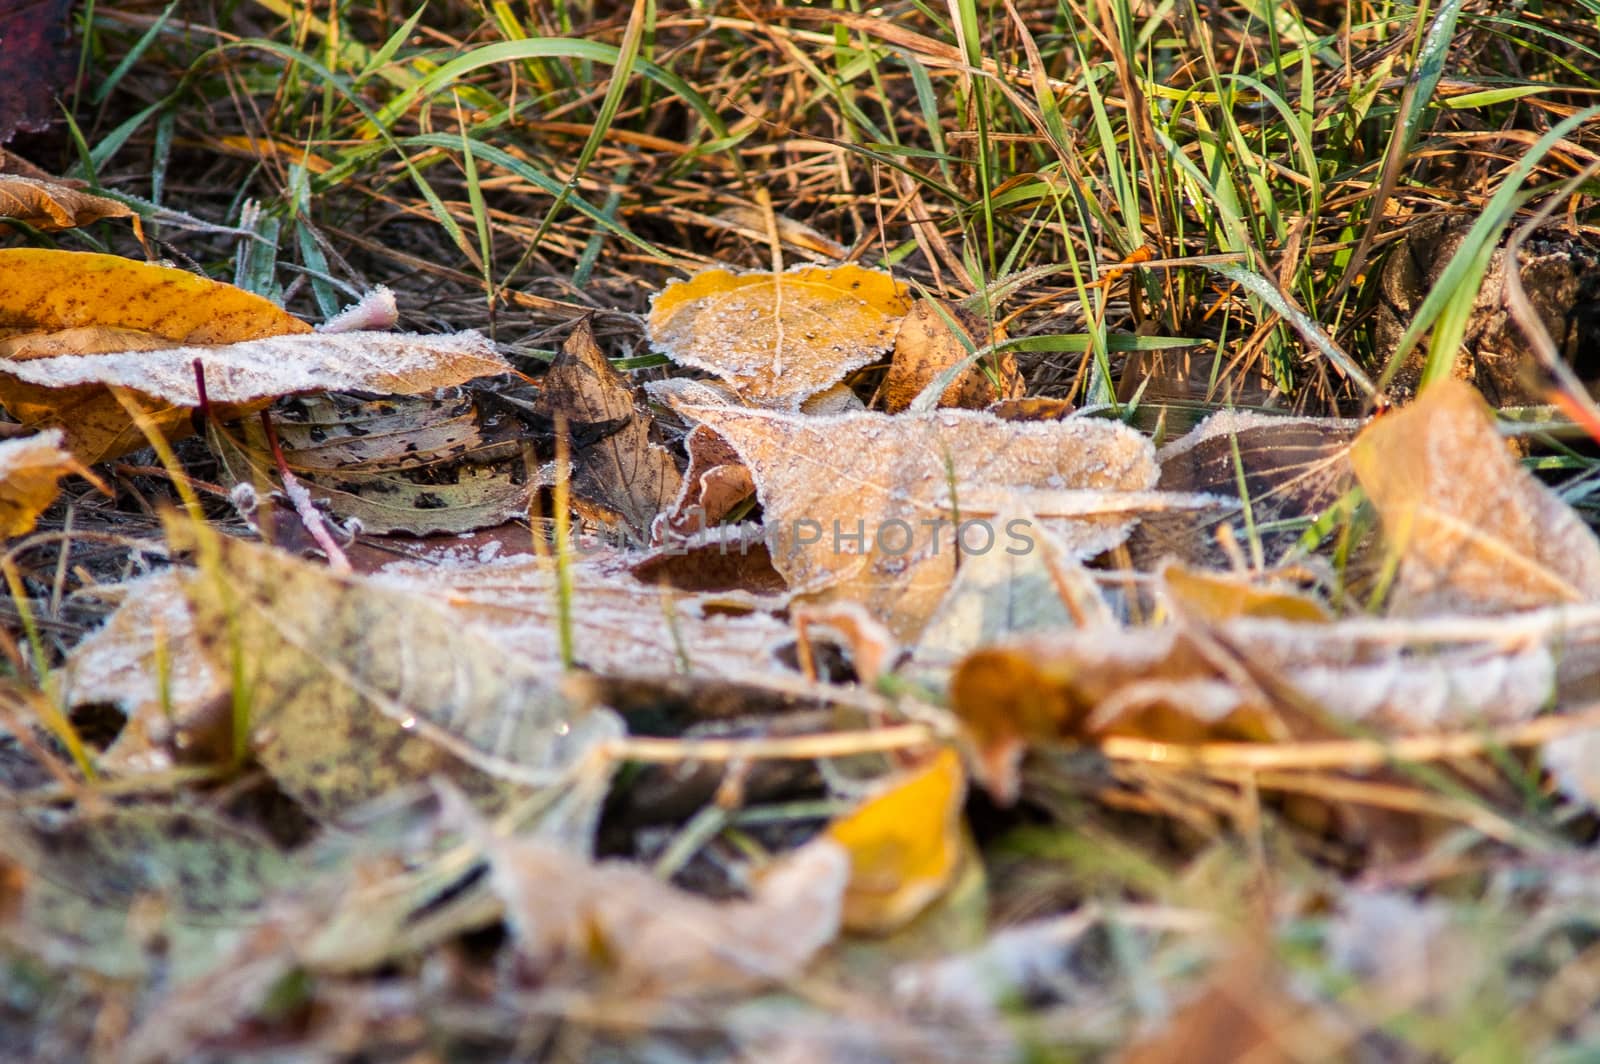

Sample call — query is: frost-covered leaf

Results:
[211,392,529,536]
[0,428,77,536]
[471,807,848,993]
[0,804,295,978]
[171,521,621,820]
[883,300,1023,413]
[1352,379,1600,613]
[0,175,137,233]
[649,263,911,409]
[532,317,680,541]
[1128,409,1360,571]
[653,423,754,542]
[683,405,1157,640]
[952,611,1574,801]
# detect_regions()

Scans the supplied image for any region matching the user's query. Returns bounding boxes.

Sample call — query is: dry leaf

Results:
[212,392,529,536]
[1352,379,1600,613]
[533,318,681,541]
[0,249,309,462]
[953,608,1580,801]
[1129,409,1360,571]
[1158,563,1330,623]
[0,175,137,233]
[0,804,294,978]
[472,812,848,993]
[826,747,968,935]
[649,263,911,409]
[882,300,1023,412]
[4,330,508,465]
[0,429,77,536]
[653,423,754,541]
[170,520,621,820]
[0,0,74,144]
[683,405,1157,640]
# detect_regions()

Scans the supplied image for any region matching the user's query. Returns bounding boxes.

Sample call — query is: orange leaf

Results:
[649,263,911,409]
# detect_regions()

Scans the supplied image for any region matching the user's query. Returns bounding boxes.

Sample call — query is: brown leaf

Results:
[0,0,74,144]
[952,611,1572,802]
[533,318,681,541]
[0,175,137,233]
[1129,409,1360,571]
[0,428,78,536]
[654,423,754,541]
[211,393,529,536]
[1352,378,1600,613]
[472,812,848,994]
[171,520,621,821]
[684,405,1157,640]
[648,263,911,409]
[882,300,1023,412]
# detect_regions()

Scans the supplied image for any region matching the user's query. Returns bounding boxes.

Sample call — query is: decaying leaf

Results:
[0,175,138,233]
[472,809,848,993]
[683,404,1157,640]
[0,0,74,145]
[4,329,509,465]
[826,747,969,935]
[533,318,681,541]
[212,393,529,536]
[1128,409,1360,571]
[1352,379,1600,614]
[648,263,911,409]
[0,804,295,978]
[654,422,754,541]
[908,511,1115,684]
[951,609,1577,801]
[170,520,621,820]
[0,429,78,536]
[882,300,1023,413]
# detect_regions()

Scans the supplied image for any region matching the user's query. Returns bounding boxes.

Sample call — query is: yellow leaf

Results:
[826,747,967,935]
[0,429,79,537]
[1159,563,1329,623]
[0,250,310,462]
[648,263,911,409]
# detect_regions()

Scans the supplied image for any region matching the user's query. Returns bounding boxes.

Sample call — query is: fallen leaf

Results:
[4,330,509,465]
[683,404,1157,640]
[532,317,681,541]
[0,175,138,233]
[468,805,848,993]
[882,300,1023,412]
[653,423,754,541]
[0,0,74,144]
[1351,378,1600,613]
[211,392,529,536]
[0,249,310,461]
[0,803,295,978]
[648,263,911,409]
[1128,409,1360,571]
[826,747,969,935]
[1158,563,1330,623]
[170,520,622,821]
[951,608,1576,801]
[0,429,78,536]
